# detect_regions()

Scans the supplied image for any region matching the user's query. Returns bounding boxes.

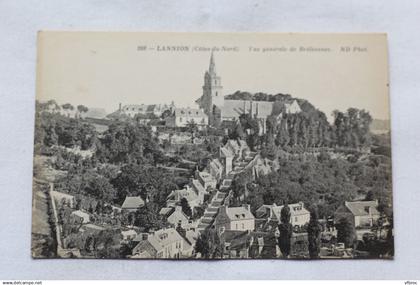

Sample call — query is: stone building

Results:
[196,53,302,133]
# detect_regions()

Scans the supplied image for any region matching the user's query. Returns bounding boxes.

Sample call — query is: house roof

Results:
[257,202,310,220]
[142,228,184,250]
[222,230,270,250]
[344,201,380,216]
[121,229,138,238]
[226,140,240,153]
[159,207,174,216]
[167,188,198,203]
[167,207,189,224]
[184,229,198,245]
[192,179,206,194]
[122,196,145,209]
[198,171,216,183]
[71,210,90,222]
[209,159,223,172]
[220,146,234,158]
[81,224,105,233]
[238,139,249,149]
[225,206,254,221]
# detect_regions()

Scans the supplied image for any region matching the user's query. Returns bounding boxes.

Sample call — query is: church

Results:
[195,52,302,134]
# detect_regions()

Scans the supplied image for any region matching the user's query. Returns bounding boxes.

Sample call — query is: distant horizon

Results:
[37,93,390,123]
[37,32,390,123]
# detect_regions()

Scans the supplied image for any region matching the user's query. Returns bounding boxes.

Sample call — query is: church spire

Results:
[209,51,216,74]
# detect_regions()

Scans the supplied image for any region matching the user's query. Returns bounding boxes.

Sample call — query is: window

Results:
[295,217,298,222]
[236,224,238,230]
[216,91,218,96]
[242,223,244,229]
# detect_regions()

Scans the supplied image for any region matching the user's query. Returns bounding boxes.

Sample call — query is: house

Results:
[256,202,310,227]
[131,228,185,259]
[121,196,145,212]
[121,229,138,241]
[80,224,105,234]
[219,139,251,175]
[166,206,190,227]
[175,223,198,257]
[215,205,255,233]
[191,179,208,203]
[181,229,198,257]
[159,207,174,216]
[334,200,380,228]
[70,210,90,224]
[220,230,273,259]
[197,171,217,190]
[207,158,224,182]
[165,107,208,129]
[51,190,75,208]
[119,103,173,118]
[219,145,234,175]
[166,186,201,209]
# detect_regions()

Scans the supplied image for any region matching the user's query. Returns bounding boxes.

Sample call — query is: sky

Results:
[37,32,390,121]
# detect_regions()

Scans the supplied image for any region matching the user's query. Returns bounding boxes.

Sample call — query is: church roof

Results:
[220,100,274,119]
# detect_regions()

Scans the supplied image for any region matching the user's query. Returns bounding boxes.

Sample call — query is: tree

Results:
[77,105,89,118]
[307,206,322,258]
[364,190,375,201]
[180,197,192,217]
[186,119,198,134]
[195,230,210,258]
[336,216,355,248]
[96,122,163,165]
[278,204,293,258]
[194,226,223,259]
[62,103,74,110]
[133,203,166,232]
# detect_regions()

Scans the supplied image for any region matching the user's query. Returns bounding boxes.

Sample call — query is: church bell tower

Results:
[197,52,224,125]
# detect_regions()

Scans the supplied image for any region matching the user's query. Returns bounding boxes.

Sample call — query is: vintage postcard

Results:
[32,32,393,259]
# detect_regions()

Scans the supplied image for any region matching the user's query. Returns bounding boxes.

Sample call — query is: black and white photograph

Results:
[32,32,393,260]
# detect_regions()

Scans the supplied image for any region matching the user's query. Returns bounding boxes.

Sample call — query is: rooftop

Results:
[224,206,254,221]
[122,196,145,209]
[345,200,380,216]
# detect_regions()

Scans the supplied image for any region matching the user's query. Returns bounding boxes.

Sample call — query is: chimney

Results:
[175,205,182,212]
[141,233,148,240]
[243,204,251,212]
[119,103,122,111]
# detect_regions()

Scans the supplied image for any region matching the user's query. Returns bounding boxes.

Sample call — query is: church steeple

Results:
[196,52,224,126]
[209,51,216,74]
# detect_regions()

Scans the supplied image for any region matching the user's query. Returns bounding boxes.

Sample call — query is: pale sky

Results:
[37,32,390,121]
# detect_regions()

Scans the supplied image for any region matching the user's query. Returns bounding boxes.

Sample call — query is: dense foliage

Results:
[231,149,392,219]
